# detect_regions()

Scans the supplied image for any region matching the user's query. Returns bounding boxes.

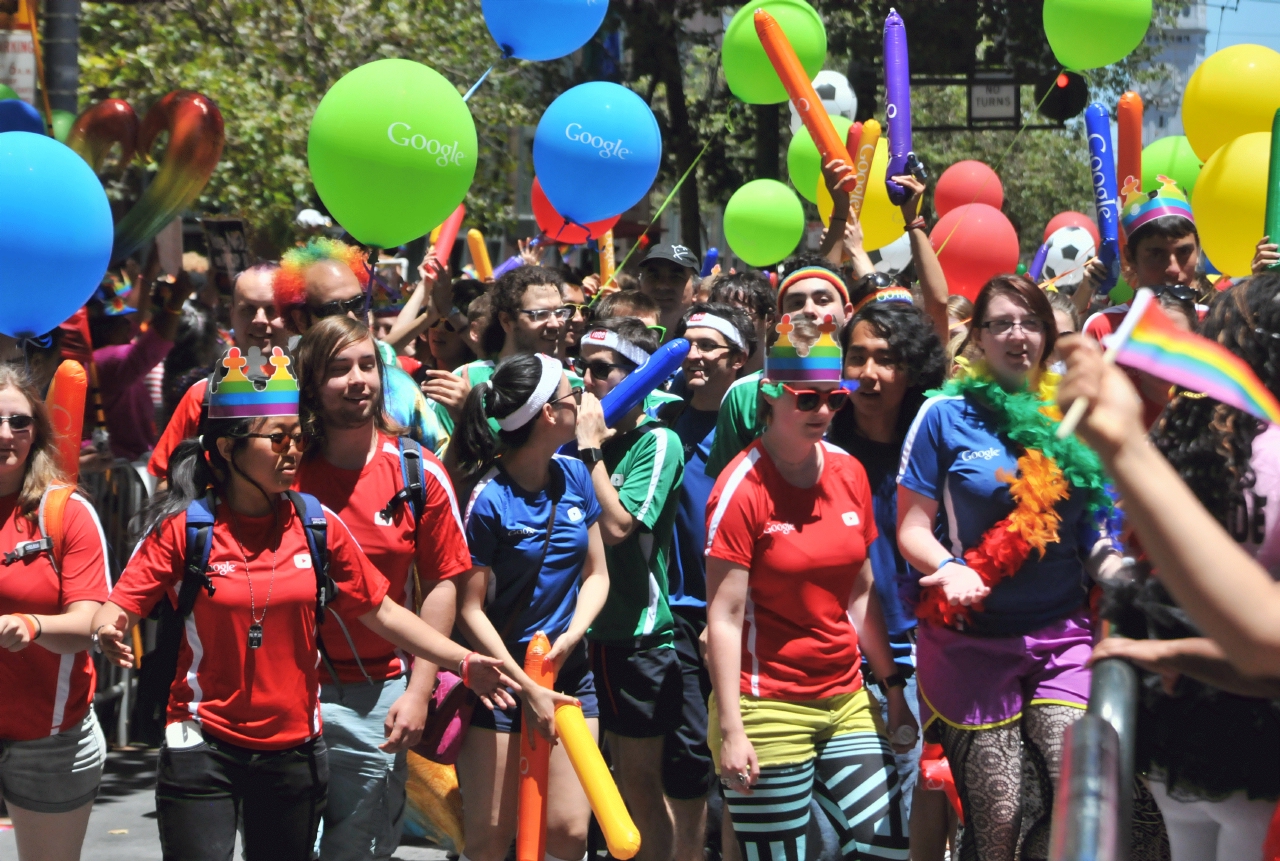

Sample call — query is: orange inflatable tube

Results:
[755,10,854,191]
[468,229,494,281]
[850,119,882,218]
[516,633,556,861]
[555,704,641,860]
[1118,91,1143,194]
[45,361,87,483]
[599,229,617,288]
[432,204,467,267]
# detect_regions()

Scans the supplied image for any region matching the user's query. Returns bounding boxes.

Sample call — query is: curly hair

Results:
[1152,274,1280,535]
[274,238,370,327]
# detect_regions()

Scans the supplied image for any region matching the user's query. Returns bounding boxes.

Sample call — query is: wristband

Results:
[14,613,37,641]
[934,557,966,574]
[459,651,477,687]
[905,217,927,233]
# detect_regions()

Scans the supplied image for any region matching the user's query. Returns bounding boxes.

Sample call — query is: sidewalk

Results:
[0,748,448,860]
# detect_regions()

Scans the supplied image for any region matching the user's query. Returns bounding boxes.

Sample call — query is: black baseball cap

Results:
[642,243,700,272]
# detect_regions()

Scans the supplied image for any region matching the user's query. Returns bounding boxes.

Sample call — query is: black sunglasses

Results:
[549,389,584,408]
[243,431,307,453]
[1151,284,1196,303]
[0,414,34,431]
[577,358,626,380]
[311,294,367,320]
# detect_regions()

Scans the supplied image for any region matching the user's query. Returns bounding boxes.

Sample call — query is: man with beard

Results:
[294,316,472,861]
[459,265,573,389]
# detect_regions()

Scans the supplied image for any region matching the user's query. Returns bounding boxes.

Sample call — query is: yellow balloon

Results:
[860,138,906,251]
[1193,130,1270,276]
[1182,44,1280,161]
[817,175,834,226]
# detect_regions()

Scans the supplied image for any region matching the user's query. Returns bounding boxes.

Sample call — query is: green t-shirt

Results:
[588,417,683,645]
[704,370,764,479]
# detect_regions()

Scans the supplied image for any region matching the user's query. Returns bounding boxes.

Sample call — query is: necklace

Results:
[227,510,276,650]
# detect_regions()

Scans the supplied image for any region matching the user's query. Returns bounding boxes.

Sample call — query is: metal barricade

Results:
[85,459,153,748]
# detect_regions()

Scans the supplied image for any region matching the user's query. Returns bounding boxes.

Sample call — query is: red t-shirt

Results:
[295,435,471,684]
[0,493,109,741]
[149,378,205,479]
[110,496,389,749]
[705,440,877,701]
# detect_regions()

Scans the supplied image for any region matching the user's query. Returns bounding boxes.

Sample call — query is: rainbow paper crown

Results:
[94,273,134,316]
[765,314,843,383]
[208,346,299,419]
[1120,175,1195,236]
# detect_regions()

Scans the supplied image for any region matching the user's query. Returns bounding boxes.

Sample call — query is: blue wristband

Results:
[934,557,966,574]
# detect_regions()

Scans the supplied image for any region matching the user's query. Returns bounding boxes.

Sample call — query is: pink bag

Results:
[413,670,477,764]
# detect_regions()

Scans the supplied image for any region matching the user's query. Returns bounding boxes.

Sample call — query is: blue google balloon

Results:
[0,132,113,337]
[0,99,46,135]
[482,0,609,62]
[533,82,661,225]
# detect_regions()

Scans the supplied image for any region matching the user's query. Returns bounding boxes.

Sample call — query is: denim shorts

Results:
[0,709,106,813]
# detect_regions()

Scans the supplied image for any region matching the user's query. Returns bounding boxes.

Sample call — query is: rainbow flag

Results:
[1110,289,1280,424]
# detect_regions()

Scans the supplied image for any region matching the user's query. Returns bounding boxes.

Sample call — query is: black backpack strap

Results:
[380,437,426,524]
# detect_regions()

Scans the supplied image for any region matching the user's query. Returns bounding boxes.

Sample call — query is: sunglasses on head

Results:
[1151,284,1196,303]
[430,316,462,333]
[243,431,307,453]
[0,414,34,431]
[311,294,367,320]
[781,384,849,412]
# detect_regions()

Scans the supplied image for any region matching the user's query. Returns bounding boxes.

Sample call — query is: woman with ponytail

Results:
[89,347,514,861]
[453,352,610,861]
[1092,274,1280,861]
[0,364,110,861]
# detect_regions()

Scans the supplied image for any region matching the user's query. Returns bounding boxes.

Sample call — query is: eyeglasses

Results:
[517,307,573,324]
[576,358,626,380]
[548,389,584,409]
[562,303,592,320]
[243,431,307,453]
[781,385,849,412]
[0,414,34,431]
[311,294,367,320]
[687,339,732,356]
[979,317,1045,336]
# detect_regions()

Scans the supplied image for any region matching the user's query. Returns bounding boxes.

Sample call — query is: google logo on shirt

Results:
[564,124,630,160]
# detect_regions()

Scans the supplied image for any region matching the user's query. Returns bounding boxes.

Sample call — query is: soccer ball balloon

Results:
[1041,225,1096,289]
[868,234,913,278]
[789,70,858,134]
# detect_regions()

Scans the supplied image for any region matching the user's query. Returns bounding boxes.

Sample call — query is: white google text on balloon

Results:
[386,122,467,167]
[564,123,630,159]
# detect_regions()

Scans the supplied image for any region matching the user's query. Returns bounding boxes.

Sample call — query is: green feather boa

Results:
[931,372,1114,514]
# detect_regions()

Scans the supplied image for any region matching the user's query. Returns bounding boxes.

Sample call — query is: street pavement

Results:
[0,748,448,860]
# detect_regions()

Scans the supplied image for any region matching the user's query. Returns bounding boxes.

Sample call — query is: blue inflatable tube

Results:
[1085,104,1120,296]
[559,338,690,455]
[700,248,719,278]
[1029,241,1050,282]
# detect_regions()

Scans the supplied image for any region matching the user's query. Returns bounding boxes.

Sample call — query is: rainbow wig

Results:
[275,238,371,330]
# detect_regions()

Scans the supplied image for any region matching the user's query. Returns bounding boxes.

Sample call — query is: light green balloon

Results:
[1044,0,1152,71]
[724,179,805,267]
[1142,135,1203,201]
[722,0,826,106]
[0,84,18,102]
[787,115,854,203]
[308,58,478,248]
[1109,277,1134,305]
[50,109,76,143]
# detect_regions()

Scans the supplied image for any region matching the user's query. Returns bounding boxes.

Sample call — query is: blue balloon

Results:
[0,99,45,135]
[534,82,661,225]
[0,132,113,337]
[482,0,608,62]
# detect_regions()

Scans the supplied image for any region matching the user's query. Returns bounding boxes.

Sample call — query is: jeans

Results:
[318,676,410,861]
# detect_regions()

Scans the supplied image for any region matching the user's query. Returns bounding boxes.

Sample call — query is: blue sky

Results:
[1206,0,1280,53]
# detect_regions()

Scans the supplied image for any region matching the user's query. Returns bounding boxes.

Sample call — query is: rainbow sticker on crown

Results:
[765,314,843,383]
[208,346,299,419]
[1120,174,1195,236]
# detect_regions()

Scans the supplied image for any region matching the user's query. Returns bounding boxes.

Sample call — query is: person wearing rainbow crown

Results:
[896,274,1122,861]
[90,345,514,861]
[705,314,915,861]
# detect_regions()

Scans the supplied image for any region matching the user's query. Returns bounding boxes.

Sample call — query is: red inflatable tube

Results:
[46,361,87,484]
[1118,91,1143,194]
[433,204,467,267]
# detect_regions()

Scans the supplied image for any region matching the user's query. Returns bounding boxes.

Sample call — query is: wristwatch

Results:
[579,447,605,468]
[880,672,908,691]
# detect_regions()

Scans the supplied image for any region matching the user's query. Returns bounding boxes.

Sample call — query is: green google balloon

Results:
[0,84,18,101]
[308,58,478,248]
[1142,135,1203,201]
[787,115,854,204]
[724,179,805,267]
[721,0,826,105]
[1043,0,1152,72]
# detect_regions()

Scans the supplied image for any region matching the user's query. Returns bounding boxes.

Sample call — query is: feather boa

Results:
[916,367,1113,629]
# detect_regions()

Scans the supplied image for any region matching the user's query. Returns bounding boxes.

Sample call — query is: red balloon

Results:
[929,203,1020,301]
[532,178,618,244]
[933,160,1003,218]
[1043,211,1100,249]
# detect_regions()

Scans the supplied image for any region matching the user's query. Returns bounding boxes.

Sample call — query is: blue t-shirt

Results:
[668,405,720,609]
[897,394,1105,636]
[464,455,602,645]
[828,413,915,673]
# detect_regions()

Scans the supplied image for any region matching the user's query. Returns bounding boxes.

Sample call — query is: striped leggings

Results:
[724,732,908,861]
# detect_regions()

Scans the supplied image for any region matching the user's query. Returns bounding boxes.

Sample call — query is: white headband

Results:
[581,329,651,366]
[495,353,563,432]
[684,313,746,351]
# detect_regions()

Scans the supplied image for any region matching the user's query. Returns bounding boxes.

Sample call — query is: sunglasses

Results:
[430,316,462,333]
[311,294,367,320]
[0,414,34,431]
[549,389,584,408]
[1152,284,1196,303]
[781,384,849,412]
[576,358,626,380]
[562,303,593,320]
[244,431,307,453]
[647,324,667,341]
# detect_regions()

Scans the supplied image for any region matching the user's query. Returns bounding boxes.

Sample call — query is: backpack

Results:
[380,436,427,525]
[130,490,331,746]
[1,484,77,572]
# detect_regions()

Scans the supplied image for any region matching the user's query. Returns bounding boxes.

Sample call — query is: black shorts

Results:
[593,624,713,800]
[470,640,598,733]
